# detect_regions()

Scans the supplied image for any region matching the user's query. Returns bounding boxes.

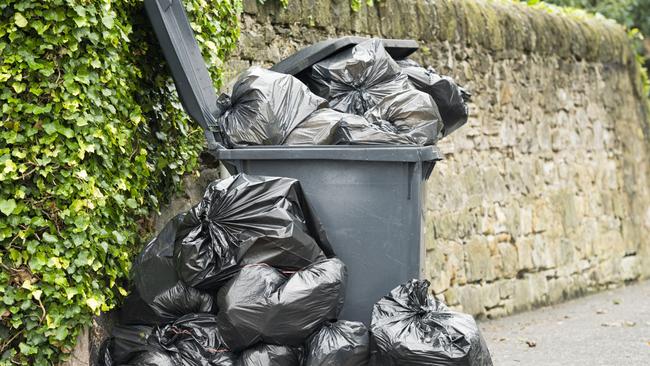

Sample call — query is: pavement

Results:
[480,280,650,366]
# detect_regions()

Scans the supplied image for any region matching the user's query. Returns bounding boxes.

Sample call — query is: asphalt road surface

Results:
[481,280,650,365]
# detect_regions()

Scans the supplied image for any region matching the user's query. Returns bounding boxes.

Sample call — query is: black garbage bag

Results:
[98,325,174,366]
[364,89,443,145]
[283,109,345,145]
[370,280,493,366]
[120,350,176,366]
[397,59,470,138]
[238,344,304,366]
[310,39,411,115]
[216,258,347,351]
[284,108,416,146]
[120,214,214,325]
[340,113,417,145]
[98,339,113,366]
[174,174,330,290]
[154,313,237,366]
[305,320,370,366]
[216,66,327,146]
[110,325,154,363]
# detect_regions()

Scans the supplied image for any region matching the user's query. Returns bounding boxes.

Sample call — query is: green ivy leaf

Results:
[42,232,57,243]
[85,297,100,312]
[101,15,114,29]
[125,198,137,209]
[12,82,26,94]
[14,13,28,28]
[0,199,17,216]
[112,231,125,245]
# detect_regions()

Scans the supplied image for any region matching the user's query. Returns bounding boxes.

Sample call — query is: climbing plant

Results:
[523,0,650,97]
[0,0,241,364]
[527,0,650,35]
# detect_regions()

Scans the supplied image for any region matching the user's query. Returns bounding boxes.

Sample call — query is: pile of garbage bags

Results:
[100,173,492,365]
[217,39,469,147]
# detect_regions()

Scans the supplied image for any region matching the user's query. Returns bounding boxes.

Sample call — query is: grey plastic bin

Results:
[215,146,440,323]
[145,0,441,324]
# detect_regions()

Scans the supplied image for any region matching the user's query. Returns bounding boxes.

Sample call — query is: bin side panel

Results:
[222,158,426,324]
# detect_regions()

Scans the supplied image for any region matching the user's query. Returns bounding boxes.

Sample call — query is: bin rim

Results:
[211,145,442,162]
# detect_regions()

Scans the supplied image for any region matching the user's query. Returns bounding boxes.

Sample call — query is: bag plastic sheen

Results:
[174,174,329,290]
[397,58,470,138]
[305,320,370,366]
[217,67,327,146]
[216,258,347,351]
[310,39,411,115]
[370,280,493,366]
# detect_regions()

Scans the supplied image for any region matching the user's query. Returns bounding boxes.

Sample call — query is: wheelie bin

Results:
[145,0,441,324]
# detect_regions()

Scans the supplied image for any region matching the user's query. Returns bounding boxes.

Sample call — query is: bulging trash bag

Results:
[216,258,347,351]
[340,114,417,145]
[283,109,345,145]
[154,313,237,366]
[305,320,370,366]
[364,89,443,145]
[284,108,416,146]
[120,214,214,325]
[370,280,493,366]
[217,66,327,146]
[397,59,470,138]
[238,344,304,366]
[174,174,330,290]
[310,39,411,115]
[110,325,153,363]
[98,325,174,366]
[119,282,213,326]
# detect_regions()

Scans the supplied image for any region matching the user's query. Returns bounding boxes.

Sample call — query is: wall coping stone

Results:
[241,0,632,65]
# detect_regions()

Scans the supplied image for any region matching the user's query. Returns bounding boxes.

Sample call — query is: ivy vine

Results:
[0,0,241,364]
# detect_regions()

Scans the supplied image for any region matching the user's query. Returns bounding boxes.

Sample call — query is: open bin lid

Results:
[144,0,223,148]
[271,37,419,76]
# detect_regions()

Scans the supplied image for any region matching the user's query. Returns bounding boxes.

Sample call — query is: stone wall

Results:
[221,0,650,318]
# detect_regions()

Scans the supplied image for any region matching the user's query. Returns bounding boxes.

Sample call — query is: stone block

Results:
[532,199,553,233]
[498,280,516,300]
[457,209,479,239]
[515,236,535,271]
[497,242,519,278]
[527,272,550,306]
[557,238,576,267]
[547,277,570,303]
[465,236,494,282]
[620,256,640,281]
[519,206,533,235]
[457,284,484,316]
[443,286,461,306]
[426,248,450,294]
[531,235,556,270]
[432,213,458,240]
[441,241,467,285]
[481,283,502,309]
[512,279,533,312]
